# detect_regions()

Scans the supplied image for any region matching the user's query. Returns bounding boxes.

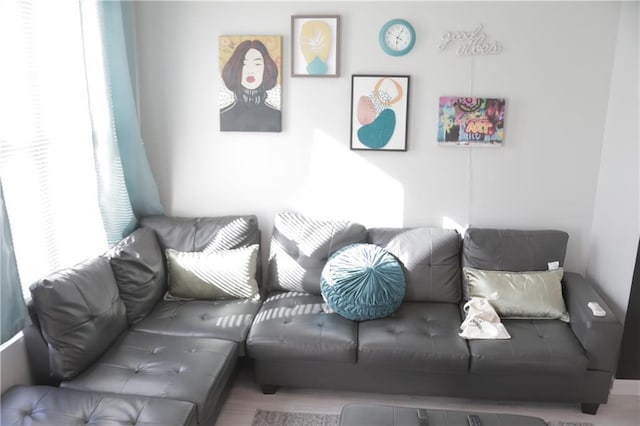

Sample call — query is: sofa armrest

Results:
[563,272,623,372]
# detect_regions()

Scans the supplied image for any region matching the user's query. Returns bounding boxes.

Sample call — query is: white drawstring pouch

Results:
[459,297,511,339]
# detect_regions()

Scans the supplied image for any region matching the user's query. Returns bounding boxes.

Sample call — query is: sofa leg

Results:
[581,403,599,415]
[261,385,278,395]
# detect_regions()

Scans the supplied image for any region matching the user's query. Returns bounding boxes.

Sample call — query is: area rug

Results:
[252,409,339,426]
[251,409,594,426]
[547,423,594,426]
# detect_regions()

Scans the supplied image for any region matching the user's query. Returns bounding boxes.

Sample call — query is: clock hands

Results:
[390,27,408,48]
[389,28,407,48]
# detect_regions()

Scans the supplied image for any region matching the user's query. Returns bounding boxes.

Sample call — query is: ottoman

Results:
[1,385,197,426]
[340,403,547,426]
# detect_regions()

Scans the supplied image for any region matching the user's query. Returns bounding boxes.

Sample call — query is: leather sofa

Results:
[3,215,262,426]
[246,212,623,415]
[1,212,623,424]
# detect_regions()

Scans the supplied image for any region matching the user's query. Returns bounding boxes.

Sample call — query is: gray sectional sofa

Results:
[1,212,623,425]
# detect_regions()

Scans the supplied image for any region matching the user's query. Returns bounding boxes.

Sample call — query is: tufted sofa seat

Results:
[249,292,357,363]
[0,385,198,426]
[246,211,623,415]
[60,331,238,425]
[131,298,260,354]
[5,215,262,425]
[356,302,470,373]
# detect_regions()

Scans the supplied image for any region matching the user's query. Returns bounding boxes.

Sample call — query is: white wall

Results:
[0,333,33,394]
[133,1,622,276]
[586,1,640,322]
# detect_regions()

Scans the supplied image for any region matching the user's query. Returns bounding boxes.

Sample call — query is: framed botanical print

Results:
[291,15,340,77]
[350,75,410,151]
[219,35,282,132]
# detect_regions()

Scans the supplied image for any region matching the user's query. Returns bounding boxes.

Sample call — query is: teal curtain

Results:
[0,179,28,344]
[81,0,164,246]
[81,0,136,246]
[100,1,164,218]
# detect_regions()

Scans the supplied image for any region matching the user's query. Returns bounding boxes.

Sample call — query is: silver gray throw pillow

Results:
[463,267,569,322]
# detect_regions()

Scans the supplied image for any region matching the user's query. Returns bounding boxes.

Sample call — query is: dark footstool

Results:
[1,385,197,426]
[340,403,547,426]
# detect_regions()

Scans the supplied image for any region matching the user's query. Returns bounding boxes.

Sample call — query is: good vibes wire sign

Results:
[439,24,502,56]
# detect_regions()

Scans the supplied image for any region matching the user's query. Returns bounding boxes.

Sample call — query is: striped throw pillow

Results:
[165,244,260,301]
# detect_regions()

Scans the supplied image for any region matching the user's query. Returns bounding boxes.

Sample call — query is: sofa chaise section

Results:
[18,214,264,425]
[133,215,263,355]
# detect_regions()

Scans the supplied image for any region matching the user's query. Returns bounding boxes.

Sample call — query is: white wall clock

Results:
[379,19,416,56]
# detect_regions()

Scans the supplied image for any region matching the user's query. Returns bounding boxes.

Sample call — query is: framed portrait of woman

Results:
[219,35,282,132]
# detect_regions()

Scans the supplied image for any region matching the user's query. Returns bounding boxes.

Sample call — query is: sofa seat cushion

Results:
[132,299,262,355]
[468,319,588,376]
[246,292,357,363]
[60,331,237,425]
[1,385,197,426]
[357,303,469,373]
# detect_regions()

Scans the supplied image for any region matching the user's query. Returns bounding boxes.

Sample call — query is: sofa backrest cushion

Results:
[139,215,260,252]
[107,227,166,325]
[268,211,368,294]
[462,228,569,298]
[139,215,262,290]
[368,227,462,302]
[29,256,127,380]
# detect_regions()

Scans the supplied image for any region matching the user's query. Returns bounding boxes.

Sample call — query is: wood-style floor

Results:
[216,361,640,426]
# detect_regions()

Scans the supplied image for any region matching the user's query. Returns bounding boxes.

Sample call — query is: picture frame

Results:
[291,15,340,77]
[218,35,282,132]
[350,75,410,151]
[437,96,505,145]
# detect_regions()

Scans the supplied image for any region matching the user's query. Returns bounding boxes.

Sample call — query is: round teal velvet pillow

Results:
[320,243,405,321]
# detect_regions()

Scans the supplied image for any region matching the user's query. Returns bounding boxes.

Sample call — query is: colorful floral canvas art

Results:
[438,97,505,145]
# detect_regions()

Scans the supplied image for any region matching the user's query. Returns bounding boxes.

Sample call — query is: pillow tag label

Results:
[548,261,560,271]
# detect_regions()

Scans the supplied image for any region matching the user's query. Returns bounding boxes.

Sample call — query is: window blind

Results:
[0,0,108,297]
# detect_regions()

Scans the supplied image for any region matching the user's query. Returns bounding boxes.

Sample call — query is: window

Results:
[0,0,109,297]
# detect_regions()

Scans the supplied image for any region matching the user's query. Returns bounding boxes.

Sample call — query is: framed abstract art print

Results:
[350,75,410,151]
[291,15,340,77]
